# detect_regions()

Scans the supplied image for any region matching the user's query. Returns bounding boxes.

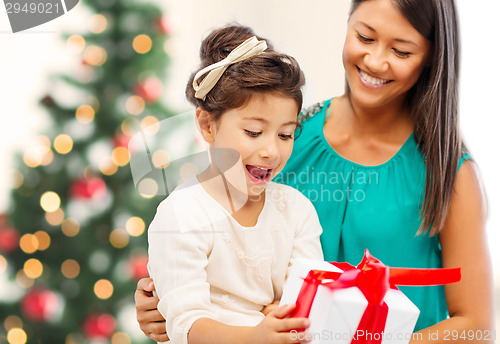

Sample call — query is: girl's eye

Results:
[357,33,373,43]
[394,49,411,58]
[279,133,293,140]
[244,129,261,137]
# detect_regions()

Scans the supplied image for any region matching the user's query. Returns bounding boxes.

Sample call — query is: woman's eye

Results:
[279,133,293,140]
[244,129,261,137]
[357,33,373,43]
[394,49,411,58]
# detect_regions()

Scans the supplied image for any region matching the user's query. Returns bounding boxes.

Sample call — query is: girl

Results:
[147,25,323,344]
[139,0,494,342]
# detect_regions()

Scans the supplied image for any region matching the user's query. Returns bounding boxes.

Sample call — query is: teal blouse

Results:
[275,98,469,331]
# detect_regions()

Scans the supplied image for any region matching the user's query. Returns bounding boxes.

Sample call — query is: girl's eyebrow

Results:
[242,117,298,126]
[357,21,417,47]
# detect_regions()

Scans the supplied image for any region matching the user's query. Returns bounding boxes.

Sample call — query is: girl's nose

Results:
[259,137,279,160]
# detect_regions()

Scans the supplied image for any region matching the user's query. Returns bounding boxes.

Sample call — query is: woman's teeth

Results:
[359,69,390,85]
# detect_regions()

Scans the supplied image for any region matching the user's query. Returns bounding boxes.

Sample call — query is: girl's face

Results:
[343,0,432,110]
[207,92,298,197]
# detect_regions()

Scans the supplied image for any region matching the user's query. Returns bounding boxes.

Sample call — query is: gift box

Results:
[280,250,461,344]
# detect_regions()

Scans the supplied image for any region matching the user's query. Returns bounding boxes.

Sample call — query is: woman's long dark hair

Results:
[349,0,464,235]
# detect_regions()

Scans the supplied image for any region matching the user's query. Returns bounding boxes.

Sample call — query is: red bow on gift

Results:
[291,249,461,344]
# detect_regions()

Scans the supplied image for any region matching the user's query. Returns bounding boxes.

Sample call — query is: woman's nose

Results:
[364,45,389,74]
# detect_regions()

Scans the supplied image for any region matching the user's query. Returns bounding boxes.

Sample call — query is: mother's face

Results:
[343,0,432,110]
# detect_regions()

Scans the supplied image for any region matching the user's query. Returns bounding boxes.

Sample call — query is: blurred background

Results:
[0,0,498,343]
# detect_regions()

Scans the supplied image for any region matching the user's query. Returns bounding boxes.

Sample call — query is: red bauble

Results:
[133,77,163,103]
[70,177,107,200]
[21,289,61,322]
[113,133,130,149]
[155,17,170,34]
[83,313,116,339]
[129,255,149,280]
[0,223,19,253]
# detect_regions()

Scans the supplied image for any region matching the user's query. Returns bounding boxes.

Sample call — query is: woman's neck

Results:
[339,93,413,140]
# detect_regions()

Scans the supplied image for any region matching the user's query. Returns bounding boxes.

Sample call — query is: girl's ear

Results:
[195,108,216,143]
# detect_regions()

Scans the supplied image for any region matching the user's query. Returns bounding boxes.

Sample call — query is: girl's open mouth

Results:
[246,165,272,184]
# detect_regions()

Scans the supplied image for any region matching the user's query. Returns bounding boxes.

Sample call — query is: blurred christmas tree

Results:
[0,0,175,343]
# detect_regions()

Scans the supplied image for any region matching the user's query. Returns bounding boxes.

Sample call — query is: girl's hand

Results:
[134,277,169,342]
[253,304,311,344]
[261,300,280,316]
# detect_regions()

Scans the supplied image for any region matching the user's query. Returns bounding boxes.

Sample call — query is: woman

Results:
[136,0,494,342]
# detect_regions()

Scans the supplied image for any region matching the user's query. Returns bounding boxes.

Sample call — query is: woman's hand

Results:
[253,304,311,344]
[134,277,169,342]
[261,300,280,316]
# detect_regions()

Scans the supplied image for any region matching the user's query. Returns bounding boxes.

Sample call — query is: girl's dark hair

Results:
[349,0,463,236]
[186,24,305,121]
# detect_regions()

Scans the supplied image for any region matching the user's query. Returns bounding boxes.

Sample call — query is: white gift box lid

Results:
[280,257,420,344]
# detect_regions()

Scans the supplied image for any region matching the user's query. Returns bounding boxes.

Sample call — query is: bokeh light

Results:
[76,105,95,124]
[140,115,159,130]
[89,14,107,34]
[125,217,145,237]
[99,157,118,176]
[132,34,152,54]
[61,218,80,237]
[109,229,129,248]
[83,45,108,66]
[34,231,51,251]
[13,170,24,188]
[65,334,80,344]
[45,208,64,226]
[94,279,113,299]
[54,134,74,155]
[16,270,34,288]
[66,35,86,54]
[4,315,23,331]
[120,118,137,137]
[40,150,54,166]
[152,149,170,169]
[89,251,111,273]
[19,234,38,254]
[125,95,145,115]
[111,332,131,344]
[61,259,80,279]
[111,147,130,166]
[24,258,43,279]
[23,136,51,168]
[0,255,7,273]
[163,37,176,56]
[40,191,61,212]
[137,178,158,198]
[7,328,27,344]
[23,150,40,168]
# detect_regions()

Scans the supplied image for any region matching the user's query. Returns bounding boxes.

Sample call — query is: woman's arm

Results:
[411,161,494,343]
[133,282,291,340]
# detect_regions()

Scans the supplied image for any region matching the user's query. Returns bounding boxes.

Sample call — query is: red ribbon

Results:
[290,249,461,344]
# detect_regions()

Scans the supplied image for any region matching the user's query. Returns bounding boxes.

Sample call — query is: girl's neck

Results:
[197,167,265,227]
